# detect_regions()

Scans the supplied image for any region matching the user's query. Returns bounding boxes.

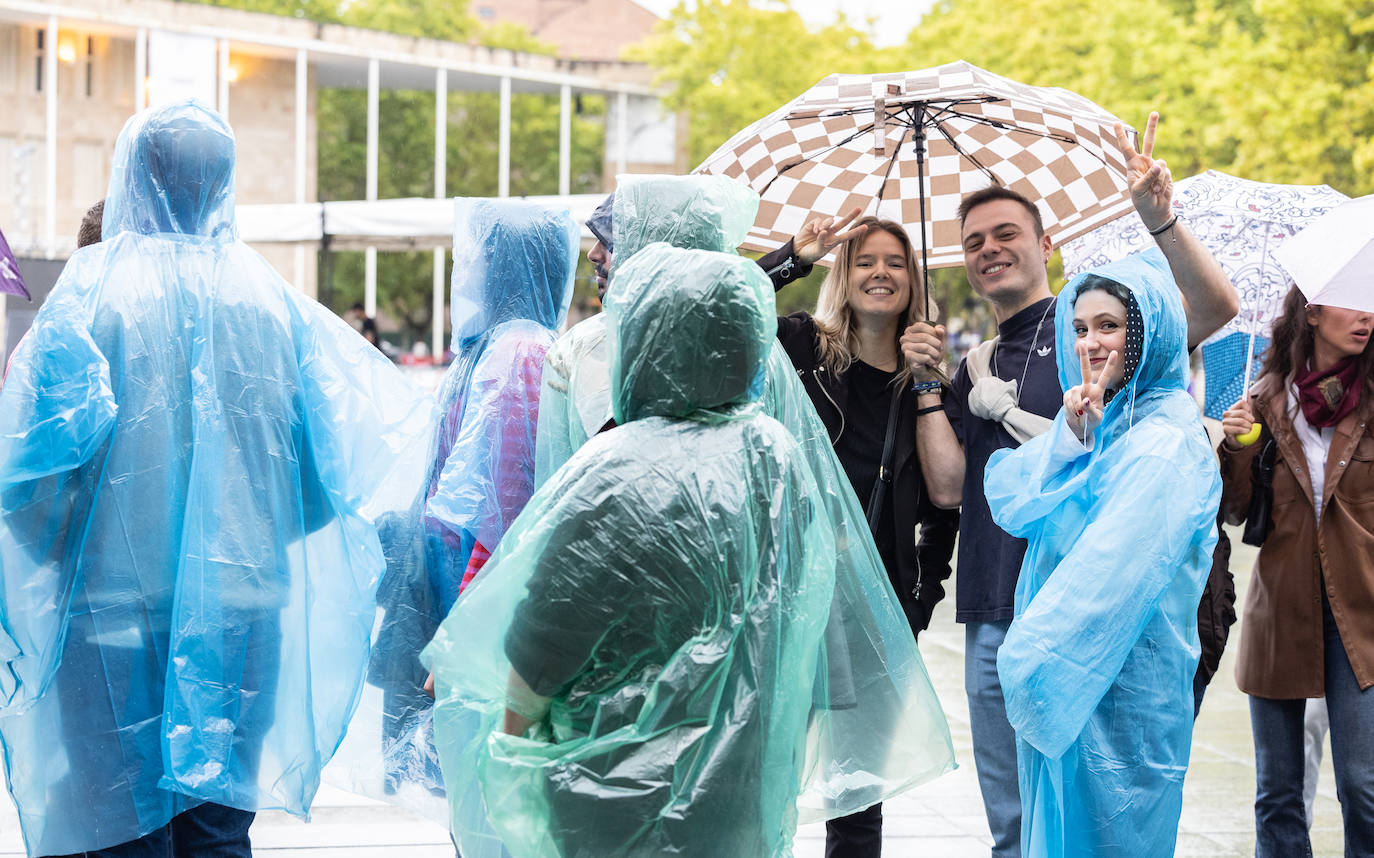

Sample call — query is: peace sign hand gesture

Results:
[1112,112,1174,234]
[1063,342,1121,440]
[792,206,869,266]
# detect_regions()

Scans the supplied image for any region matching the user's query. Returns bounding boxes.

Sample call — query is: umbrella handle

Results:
[1237,422,1262,446]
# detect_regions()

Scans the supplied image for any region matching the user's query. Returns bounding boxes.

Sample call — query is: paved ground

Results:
[0,527,1349,855]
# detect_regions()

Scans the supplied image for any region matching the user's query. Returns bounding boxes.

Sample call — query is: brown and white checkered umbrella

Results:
[696,61,1138,289]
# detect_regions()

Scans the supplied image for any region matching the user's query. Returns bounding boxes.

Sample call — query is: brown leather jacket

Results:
[1218,376,1374,699]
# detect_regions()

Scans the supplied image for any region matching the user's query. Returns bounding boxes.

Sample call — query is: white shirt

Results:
[1288,383,1334,523]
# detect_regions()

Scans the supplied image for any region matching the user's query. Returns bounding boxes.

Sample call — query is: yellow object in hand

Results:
[1236,422,1262,446]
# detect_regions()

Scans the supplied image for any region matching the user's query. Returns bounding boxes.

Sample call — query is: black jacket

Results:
[759,243,958,635]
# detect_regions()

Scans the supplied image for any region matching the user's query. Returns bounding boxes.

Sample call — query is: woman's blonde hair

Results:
[813,217,926,383]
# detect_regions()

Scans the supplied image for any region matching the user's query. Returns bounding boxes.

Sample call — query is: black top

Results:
[832,359,899,575]
[944,296,1061,623]
[761,258,958,635]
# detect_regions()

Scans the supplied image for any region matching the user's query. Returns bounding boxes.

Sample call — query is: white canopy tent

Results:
[236,194,605,250]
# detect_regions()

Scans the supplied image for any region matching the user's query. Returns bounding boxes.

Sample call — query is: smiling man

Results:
[901,113,1238,858]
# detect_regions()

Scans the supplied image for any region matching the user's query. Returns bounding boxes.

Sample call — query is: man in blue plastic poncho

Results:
[0,100,433,856]
[339,199,577,826]
[425,244,842,858]
[982,249,1221,857]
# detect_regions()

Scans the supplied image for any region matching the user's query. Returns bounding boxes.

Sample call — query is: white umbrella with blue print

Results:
[1059,170,1349,418]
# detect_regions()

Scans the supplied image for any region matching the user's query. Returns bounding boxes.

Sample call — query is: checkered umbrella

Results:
[695,60,1138,317]
[1059,170,1348,416]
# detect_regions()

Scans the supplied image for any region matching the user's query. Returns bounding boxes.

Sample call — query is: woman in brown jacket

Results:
[1219,286,1374,858]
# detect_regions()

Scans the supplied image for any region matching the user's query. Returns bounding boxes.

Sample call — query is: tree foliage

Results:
[632,0,1374,320]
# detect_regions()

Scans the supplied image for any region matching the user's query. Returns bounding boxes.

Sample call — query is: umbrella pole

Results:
[914,118,933,323]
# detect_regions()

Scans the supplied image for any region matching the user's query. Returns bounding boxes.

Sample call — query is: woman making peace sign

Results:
[982,249,1221,857]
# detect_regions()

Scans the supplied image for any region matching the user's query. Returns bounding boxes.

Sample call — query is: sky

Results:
[631,0,938,48]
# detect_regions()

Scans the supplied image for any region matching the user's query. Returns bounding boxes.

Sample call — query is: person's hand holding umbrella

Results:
[1221,398,1262,449]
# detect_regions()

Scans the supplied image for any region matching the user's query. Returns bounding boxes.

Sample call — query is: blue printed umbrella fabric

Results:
[1059,170,1348,416]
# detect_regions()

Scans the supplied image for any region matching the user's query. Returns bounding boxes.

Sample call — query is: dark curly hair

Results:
[1260,285,1374,397]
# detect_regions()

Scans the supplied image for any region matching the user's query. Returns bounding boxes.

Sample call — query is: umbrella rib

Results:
[757,125,878,196]
[928,116,1000,185]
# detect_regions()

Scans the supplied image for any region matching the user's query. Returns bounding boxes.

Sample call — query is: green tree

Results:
[629,0,890,168]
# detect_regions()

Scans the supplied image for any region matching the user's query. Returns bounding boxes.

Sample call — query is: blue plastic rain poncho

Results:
[0,100,434,855]
[425,244,842,857]
[984,249,1221,858]
[535,173,954,825]
[329,198,577,822]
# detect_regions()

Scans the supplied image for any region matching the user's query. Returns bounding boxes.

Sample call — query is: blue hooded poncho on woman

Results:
[0,100,434,855]
[985,249,1221,858]
[425,245,842,857]
[332,198,577,820]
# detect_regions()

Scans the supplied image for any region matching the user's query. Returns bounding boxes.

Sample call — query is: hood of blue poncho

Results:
[450,198,578,345]
[610,174,759,271]
[605,243,771,423]
[1055,248,1188,428]
[102,99,237,243]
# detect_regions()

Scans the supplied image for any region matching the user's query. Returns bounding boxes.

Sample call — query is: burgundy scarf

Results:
[1295,356,1361,428]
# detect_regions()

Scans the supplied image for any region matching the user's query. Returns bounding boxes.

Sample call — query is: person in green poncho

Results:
[424,244,840,858]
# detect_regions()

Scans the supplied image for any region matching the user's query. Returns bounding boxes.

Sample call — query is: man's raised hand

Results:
[1113,112,1174,234]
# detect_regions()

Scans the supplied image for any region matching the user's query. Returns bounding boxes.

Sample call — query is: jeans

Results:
[1304,698,1329,828]
[51,804,255,858]
[966,620,1021,857]
[1251,596,1374,858]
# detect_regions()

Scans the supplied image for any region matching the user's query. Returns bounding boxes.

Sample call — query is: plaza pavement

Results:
[0,526,1349,855]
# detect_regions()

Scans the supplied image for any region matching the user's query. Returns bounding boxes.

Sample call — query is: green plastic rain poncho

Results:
[330,199,576,822]
[534,174,757,483]
[536,174,954,828]
[0,100,434,855]
[426,245,836,856]
[984,249,1221,858]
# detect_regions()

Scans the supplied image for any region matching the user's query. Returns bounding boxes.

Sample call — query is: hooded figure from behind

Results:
[533,173,757,482]
[424,245,839,858]
[0,100,433,855]
[337,198,577,822]
[536,173,954,825]
[984,249,1221,858]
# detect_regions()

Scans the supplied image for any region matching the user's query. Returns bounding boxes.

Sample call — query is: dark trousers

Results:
[825,802,883,857]
[50,804,254,858]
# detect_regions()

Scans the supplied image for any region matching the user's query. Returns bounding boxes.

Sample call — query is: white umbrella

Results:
[1275,194,1374,314]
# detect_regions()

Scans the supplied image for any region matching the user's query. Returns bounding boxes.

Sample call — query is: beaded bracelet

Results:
[911,379,944,394]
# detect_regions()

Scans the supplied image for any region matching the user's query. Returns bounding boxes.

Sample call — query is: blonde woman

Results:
[774,214,960,855]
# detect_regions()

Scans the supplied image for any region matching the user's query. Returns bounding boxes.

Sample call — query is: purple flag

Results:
[0,227,30,300]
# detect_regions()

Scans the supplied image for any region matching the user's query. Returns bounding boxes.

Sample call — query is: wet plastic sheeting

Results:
[426,246,840,857]
[985,250,1221,858]
[760,341,956,820]
[0,100,435,856]
[330,198,576,823]
[534,174,759,487]
[534,173,955,831]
